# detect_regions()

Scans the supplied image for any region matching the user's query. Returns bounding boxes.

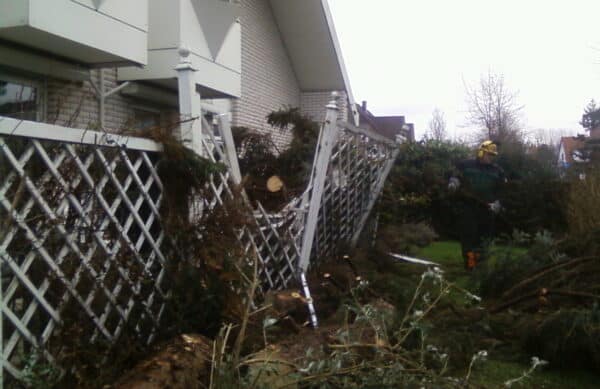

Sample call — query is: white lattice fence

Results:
[1,101,399,386]
[310,122,398,263]
[200,117,304,291]
[0,118,168,385]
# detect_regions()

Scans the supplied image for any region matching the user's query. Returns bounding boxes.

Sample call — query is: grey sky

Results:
[328,0,600,141]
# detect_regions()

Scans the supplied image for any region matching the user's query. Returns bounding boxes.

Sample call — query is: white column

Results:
[298,92,340,272]
[175,47,204,156]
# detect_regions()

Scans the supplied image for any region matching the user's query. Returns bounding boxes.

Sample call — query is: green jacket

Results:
[455,159,506,204]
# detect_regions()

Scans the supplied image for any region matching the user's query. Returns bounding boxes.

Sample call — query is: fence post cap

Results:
[326,91,340,110]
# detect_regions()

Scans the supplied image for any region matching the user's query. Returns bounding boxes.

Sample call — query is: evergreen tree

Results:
[580,99,600,132]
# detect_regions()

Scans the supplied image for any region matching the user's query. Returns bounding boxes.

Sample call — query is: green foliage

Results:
[580,99,600,132]
[153,133,255,340]
[522,306,600,371]
[232,107,320,210]
[496,141,567,234]
[471,231,561,298]
[267,107,320,190]
[157,141,226,229]
[567,167,600,243]
[378,139,470,237]
[379,137,567,238]
[20,351,62,389]
[375,223,438,256]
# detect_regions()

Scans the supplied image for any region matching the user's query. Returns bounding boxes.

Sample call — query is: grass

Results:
[414,241,600,388]
[417,241,462,265]
[417,240,470,289]
[472,360,600,389]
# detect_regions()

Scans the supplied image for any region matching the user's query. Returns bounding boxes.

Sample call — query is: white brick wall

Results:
[46,75,100,129]
[300,90,348,124]
[45,69,178,134]
[231,0,301,148]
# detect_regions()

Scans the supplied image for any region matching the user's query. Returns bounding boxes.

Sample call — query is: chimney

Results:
[362,100,367,111]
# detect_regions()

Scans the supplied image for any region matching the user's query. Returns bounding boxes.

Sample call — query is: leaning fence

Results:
[0,96,398,386]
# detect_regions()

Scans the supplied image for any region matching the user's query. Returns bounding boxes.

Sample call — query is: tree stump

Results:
[110,334,212,389]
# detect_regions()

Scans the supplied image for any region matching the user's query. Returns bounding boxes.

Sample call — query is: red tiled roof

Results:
[560,136,585,163]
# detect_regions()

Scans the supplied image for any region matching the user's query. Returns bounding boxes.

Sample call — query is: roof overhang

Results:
[269,0,357,123]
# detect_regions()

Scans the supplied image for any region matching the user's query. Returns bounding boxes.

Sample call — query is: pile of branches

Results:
[233,107,320,211]
[471,230,600,371]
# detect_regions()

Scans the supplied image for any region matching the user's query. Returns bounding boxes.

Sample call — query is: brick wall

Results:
[300,90,348,124]
[231,0,301,148]
[45,69,177,134]
[46,73,101,129]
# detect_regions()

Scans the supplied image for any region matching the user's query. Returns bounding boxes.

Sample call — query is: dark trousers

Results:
[457,202,495,268]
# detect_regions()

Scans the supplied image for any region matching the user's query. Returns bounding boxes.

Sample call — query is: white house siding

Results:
[300,90,348,124]
[231,0,301,148]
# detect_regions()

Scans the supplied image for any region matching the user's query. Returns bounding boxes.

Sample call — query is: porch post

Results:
[298,92,340,272]
[175,47,204,156]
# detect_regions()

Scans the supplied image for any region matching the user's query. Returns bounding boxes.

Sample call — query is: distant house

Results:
[355,101,415,143]
[558,136,586,169]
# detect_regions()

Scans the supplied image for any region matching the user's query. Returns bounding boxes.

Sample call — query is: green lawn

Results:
[417,240,463,265]
[417,240,471,289]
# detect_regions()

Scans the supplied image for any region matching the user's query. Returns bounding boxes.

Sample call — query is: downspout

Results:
[99,69,105,128]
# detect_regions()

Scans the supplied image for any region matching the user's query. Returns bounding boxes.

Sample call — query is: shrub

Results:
[378,140,470,238]
[521,306,600,370]
[375,223,438,256]
[471,231,561,298]
[567,167,600,240]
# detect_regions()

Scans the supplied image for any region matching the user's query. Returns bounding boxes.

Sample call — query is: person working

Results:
[448,140,506,270]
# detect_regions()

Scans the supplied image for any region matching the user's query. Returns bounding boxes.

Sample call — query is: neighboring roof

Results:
[559,136,585,163]
[355,103,415,142]
[373,116,407,140]
[269,0,358,124]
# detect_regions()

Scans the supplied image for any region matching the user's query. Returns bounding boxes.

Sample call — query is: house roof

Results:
[269,0,358,123]
[355,103,415,142]
[559,136,586,163]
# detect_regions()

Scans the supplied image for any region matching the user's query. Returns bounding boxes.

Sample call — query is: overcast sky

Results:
[328,0,600,141]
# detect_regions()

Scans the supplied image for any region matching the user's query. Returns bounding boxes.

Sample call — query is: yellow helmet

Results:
[477,140,498,159]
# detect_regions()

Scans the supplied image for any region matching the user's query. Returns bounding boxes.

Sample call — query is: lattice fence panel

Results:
[0,125,167,385]
[310,124,398,264]
[199,122,305,291]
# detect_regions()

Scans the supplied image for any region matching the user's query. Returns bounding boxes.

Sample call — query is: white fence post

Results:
[175,47,204,156]
[298,93,340,272]
[218,114,242,185]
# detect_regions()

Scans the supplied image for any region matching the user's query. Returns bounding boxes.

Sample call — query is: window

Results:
[0,74,43,121]
[133,108,161,130]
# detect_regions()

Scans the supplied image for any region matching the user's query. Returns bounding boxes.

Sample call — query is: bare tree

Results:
[464,72,524,144]
[426,108,447,140]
